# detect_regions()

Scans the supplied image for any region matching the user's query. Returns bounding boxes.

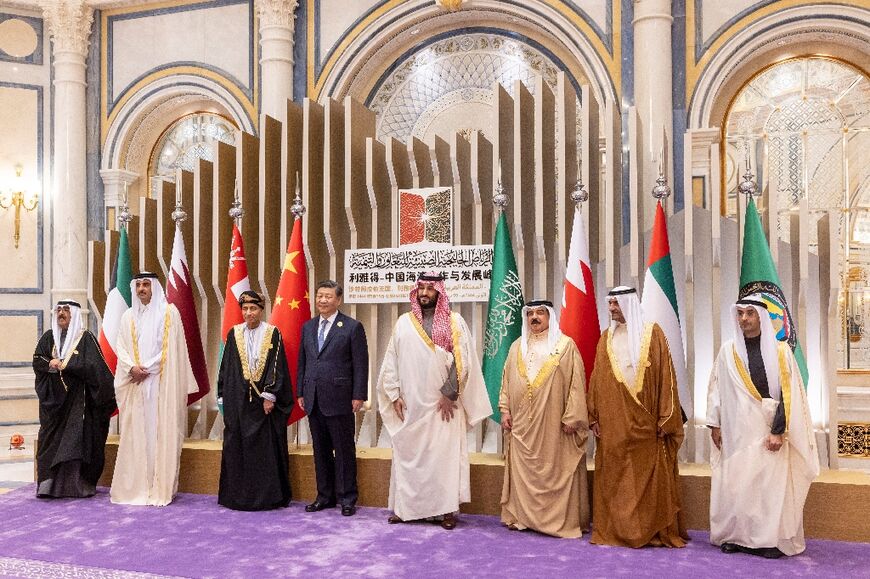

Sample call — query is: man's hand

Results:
[263,399,275,415]
[129,366,149,384]
[766,433,784,452]
[352,399,364,413]
[437,395,457,422]
[590,422,601,438]
[49,358,62,370]
[562,423,578,434]
[501,412,512,432]
[297,397,305,411]
[393,398,406,422]
[710,426,722,450]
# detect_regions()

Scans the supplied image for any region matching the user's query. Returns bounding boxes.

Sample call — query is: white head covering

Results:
[731,294,781,401]
[130,272,168,368]
[520,300,563,359]
[607,286,644,368]
[51,299,84,360]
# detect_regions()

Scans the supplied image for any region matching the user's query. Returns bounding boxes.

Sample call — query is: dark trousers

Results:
[308,401,358,507]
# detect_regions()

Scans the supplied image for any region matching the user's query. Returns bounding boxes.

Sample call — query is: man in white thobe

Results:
[377,273,491,529]
[111,272,196,506]
[707,296,819,557]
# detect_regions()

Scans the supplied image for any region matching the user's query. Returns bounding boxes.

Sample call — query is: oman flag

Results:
[560,207,600,384]
[98,227,132,373]
[641,202,691,421]
[268,217,310,425]
[219,224,251,360]
[167,226,210,405]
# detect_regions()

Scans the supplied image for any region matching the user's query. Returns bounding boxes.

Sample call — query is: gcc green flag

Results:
[482,211,524,423]
[740,197,809,386]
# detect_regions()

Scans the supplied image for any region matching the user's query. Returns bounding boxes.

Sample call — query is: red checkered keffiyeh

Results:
[410,273,453,352]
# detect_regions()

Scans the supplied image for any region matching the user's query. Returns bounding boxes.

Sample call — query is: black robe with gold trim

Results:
[217,324,293,511]
[32,330,117,498]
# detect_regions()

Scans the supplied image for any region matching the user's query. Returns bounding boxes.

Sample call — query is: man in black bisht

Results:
[32,299,117,498]
[217,290,293,510]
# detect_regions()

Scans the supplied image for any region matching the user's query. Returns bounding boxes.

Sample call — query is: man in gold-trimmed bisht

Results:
[587,286,688,548]
[33,300,116,498]
[499,299,589,538]
[111,272,196,506]
[707,296,819,558]
[217,290,292,511]
[377,273,492,529]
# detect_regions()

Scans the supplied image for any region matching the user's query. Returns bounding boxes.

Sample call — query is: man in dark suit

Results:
[297,280,369,516]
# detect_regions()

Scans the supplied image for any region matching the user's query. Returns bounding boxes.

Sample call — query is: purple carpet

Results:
[0,485,866,578]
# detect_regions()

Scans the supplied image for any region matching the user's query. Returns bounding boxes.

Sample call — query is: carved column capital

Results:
[40,0,94,56]
[256,0,299,30]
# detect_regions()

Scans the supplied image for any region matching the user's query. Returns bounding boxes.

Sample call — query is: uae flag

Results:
[740,197,809,386]
[641,202,691,421]
[560,207,599,385]
[269,217,310,425]
[98,227,132,373]
[481,211,524,423]
[219,224,251,362]
[167,226,210,406]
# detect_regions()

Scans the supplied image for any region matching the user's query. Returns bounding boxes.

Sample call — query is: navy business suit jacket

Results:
[297,311,368,417]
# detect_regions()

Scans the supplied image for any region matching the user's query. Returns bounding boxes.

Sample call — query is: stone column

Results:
[257,0,298,122]
[99,169,139,229]
[41,0,93,312]
[633,0,673,229]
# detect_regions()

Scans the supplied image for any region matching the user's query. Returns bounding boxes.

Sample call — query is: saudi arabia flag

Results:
[481,211,524,423]
[740,197,809,386]
[641,202,690,421]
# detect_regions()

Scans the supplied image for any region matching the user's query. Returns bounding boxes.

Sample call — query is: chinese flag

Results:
[269,217,310,425]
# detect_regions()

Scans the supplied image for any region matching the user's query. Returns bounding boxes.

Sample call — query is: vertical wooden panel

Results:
[176,170,195,261]
[212,140,237,305]
[387,137,412,246]
[534,77,556,300]
[581,86,601,265]
[514,80,535,294]
[157,180,176,276]
[494,83,514,210]
[471,131,494,244]
[260,115,283,301]
[628,106,644,287]
[556,73,578,272]
[104,229,120,295]
[139,198,161,282]
[283,101,304,255]
[323,97,348,283]
[302,98,326,288]
[407,137,433,189]
[239,132,261,295]
[125,217,140,283]
[451,133,472,246]
[432,136,452,188]
[193,158,217,383]
[89,240,107,317]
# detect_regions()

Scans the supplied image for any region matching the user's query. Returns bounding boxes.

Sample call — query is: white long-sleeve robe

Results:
[111,304,196,506]
[707,340,819,555]
[377,312,492,520]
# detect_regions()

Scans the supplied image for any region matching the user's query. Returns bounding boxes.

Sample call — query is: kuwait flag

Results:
[219,224,251,363]
[740,197,809,386]
[269,217,310,425]
[641,202,691,421]
[98,227,132,373]
[560,207,600,384]
[481,210,523,423]
[167,226,210,406]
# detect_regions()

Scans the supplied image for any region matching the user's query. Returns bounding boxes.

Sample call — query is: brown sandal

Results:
[440,513,456,530]
[387,514,403,524]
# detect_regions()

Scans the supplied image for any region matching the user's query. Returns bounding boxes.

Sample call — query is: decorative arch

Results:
[687,3,870,131]
[101,74,256,174]
[313,1,619,113]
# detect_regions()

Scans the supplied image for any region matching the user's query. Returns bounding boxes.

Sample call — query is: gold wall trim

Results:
[838,422,870,458]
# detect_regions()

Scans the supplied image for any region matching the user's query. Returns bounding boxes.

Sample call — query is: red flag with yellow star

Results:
[269,217,309,425]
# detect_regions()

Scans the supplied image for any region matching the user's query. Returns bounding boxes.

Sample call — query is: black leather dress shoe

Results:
[720,543,739,553]
[341,505,356,516]
[305,501,335,512]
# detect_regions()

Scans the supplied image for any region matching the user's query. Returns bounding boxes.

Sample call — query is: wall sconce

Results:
[0,165,39,248]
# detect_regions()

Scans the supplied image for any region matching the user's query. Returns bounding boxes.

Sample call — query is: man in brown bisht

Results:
[499,299,589,538]
[588,286,688,548]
